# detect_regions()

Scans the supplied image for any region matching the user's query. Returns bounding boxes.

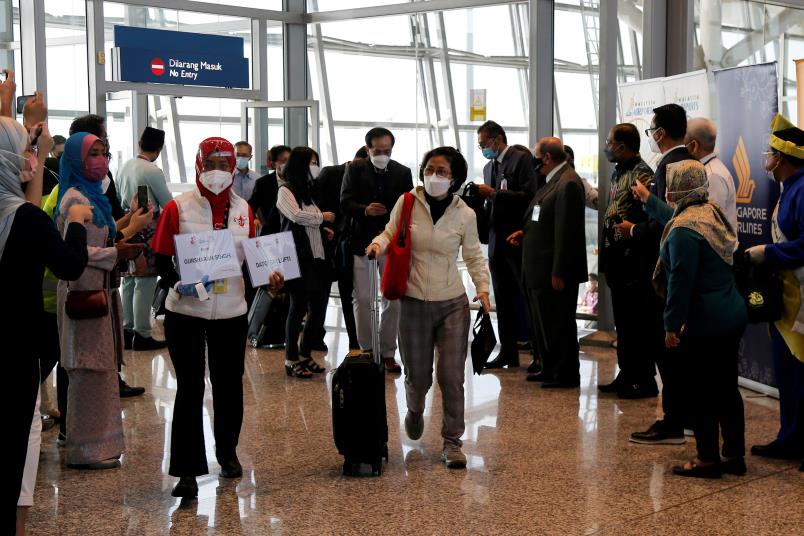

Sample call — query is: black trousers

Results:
[39,312,69,437]
[8,333,39,533]
[609,280,662,384]
[528,283,580,383]
[656,343,685,432]
[164,311,247,477]
[681,330,745,462]
[489,249,532,356]
[286,260,329,361]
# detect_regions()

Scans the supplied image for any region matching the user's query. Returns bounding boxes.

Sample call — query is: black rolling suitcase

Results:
[331,254,388,476]
[247,289,289,348]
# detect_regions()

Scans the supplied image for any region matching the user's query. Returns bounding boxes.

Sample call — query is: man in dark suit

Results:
[508,137,587,388]
[249,144,290,235]
[340,128,413,373]
[310,147,368,354]
[476,121,539,368]
[616,103,696,445]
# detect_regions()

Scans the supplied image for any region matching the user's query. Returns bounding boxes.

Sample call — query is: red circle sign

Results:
[150,58,165,76]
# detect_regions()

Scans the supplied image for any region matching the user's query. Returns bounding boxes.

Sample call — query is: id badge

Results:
[500,178,508,191]
[531,205,541,222]
[213,279,228,294]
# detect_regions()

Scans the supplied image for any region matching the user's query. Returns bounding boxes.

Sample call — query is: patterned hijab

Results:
[0,117,30,258]
[54,132,116,233]
[653,160,737,295]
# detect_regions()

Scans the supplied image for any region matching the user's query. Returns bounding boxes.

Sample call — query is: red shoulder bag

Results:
[381,192,415,300]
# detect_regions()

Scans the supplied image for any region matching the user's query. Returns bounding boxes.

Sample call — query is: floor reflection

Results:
[29,296,800,536]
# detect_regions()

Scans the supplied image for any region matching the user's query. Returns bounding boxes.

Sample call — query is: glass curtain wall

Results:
[694,0,804,121]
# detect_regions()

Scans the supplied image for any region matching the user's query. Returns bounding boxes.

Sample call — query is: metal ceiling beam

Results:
[307,0,516,23]
[111,0,302,23]
[721,8,804,66]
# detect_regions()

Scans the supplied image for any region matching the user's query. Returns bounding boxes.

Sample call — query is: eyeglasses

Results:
[644,127,661,137]
[423,166,451,176]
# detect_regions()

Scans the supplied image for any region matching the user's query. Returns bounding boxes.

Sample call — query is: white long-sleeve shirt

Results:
[276,185,326,260]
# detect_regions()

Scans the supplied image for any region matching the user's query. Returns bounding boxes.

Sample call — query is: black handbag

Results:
[470,310,497,375]
[735,253,783,324]
[460,183,489,245]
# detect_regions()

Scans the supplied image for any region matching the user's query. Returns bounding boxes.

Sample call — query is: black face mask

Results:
[533,157,543,172]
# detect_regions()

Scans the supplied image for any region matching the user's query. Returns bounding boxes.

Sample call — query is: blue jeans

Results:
[121,276,158,338]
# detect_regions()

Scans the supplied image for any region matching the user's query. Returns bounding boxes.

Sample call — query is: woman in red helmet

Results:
[151,137,282,498]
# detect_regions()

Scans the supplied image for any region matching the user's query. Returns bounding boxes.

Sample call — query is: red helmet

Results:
[195,137,235,181]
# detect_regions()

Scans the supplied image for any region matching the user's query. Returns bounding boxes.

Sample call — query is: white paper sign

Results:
[242,231,301,286]
[174,229,241,284]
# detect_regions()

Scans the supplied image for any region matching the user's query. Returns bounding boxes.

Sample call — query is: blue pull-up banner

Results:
[112,26,250,89]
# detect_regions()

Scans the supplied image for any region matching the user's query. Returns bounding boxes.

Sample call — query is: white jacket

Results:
[373,187,489,302]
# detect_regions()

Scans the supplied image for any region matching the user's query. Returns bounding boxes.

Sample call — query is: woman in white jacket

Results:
[366,147,490,469]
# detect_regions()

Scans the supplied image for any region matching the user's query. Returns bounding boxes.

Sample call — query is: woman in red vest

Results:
[151,137,282,498]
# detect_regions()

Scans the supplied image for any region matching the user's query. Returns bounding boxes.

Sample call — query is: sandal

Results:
[303,356,325,373]
[671,459,722,479]
[285,359,312,379]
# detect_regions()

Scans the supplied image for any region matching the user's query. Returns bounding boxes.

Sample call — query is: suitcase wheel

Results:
[249,337,259,348]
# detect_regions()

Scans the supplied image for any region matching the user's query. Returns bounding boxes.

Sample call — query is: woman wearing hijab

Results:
[634,159,747,479]
[151,137,282,498]
[0,116,90,535]
[277,146,335,379]
[366,147,490,469]
[54,132,151,471]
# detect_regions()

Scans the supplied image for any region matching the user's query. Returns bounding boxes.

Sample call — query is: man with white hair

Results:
[684,118,738,233]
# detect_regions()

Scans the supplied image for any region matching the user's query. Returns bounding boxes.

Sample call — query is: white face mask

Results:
[424,174,451,197]
[648,132,662,154]
[309,164,321,179]
[370,154,390,170]
[199,169,233,195]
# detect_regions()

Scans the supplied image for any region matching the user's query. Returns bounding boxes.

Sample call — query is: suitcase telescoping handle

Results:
[367,251,381,367]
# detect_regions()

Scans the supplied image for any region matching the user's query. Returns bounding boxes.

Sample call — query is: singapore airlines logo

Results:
[732,136,756,204]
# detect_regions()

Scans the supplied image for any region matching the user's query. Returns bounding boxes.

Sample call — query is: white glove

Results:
[746,245,767,264]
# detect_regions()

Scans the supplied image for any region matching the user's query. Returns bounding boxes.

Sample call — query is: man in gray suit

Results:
[508,137,587,388]
[476,121,539,368]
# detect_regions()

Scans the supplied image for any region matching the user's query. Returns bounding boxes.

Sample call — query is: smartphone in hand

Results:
[16,94,34,115]
[137,185,148,213]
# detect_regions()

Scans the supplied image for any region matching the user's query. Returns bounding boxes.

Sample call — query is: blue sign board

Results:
[112,26,249,89]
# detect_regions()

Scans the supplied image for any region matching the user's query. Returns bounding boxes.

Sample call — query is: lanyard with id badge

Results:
[531,204,541,222]
[212,203,230,295]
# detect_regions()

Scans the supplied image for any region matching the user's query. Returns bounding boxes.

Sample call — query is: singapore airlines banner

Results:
[619,70,710,169]
[714,62,780,391]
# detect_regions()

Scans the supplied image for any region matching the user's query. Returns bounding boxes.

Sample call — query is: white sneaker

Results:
[441,445,466,469]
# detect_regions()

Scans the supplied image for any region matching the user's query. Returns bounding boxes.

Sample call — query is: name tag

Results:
[213,279,228,294]
[500,178,508,191]
[532,205,541,222]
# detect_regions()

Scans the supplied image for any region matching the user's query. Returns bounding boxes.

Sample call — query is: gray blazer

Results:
[521,163,588,291]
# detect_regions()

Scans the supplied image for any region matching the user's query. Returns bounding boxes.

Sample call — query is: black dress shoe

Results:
[750,441,799,460]
[629,420,685,445]
[119,377,145,398]
[597,373,625,393]
[526,360,541,374]
[526,372,550,382]
[516,340,531,351]
[484,352,520,369]
[672,461,722,479]
[541,380,580,389]
[721,457,747,476]
[132,334,168,351]
[171,476,198,497]
[617,383,659,400]
[123,329,134,350]
[220,457,243,478]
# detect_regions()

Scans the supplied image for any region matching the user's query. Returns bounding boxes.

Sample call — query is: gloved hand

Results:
[175,275,214,298]
[746,245,767,264]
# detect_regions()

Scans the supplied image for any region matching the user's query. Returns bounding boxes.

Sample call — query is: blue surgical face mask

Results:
[482,146,498,160]
[236,156,250,170]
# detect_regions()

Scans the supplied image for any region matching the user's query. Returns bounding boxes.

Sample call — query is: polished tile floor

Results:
[30,302,802,536]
